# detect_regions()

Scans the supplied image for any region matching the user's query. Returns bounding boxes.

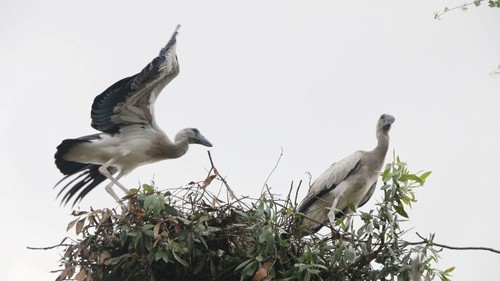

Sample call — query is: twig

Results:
[27,244,71,250]
[294,180,302,208]
[434,0,485,19]
[414,232,500,254]
[261,147,284,194]
[206,151,251,209]
[207,151,236,199]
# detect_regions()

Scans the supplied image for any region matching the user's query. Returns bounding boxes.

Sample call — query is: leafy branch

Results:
[434,0,500,20]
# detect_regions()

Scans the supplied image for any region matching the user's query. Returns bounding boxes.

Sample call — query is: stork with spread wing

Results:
[54,26,212,206]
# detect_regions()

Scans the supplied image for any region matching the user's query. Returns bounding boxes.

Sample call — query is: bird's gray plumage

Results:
[54,25,213,206]
[298,114,395,235]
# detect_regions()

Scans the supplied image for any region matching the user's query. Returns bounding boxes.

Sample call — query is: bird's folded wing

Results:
[91,25,181,134]
[358,181,376,208]
[298,151,363,213]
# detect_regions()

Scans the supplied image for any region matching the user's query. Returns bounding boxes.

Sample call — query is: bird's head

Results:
[177,128,213,147]
[378,114,395,132]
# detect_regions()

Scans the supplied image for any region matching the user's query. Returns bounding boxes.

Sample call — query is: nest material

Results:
[57,175,306,281]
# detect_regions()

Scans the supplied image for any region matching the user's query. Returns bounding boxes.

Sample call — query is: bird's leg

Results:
[99,166,129,194]
[327,196,341,224]
[103,180,122,203]
[98,155,130,201]
[344,214,353,230]
[101,170,129,211]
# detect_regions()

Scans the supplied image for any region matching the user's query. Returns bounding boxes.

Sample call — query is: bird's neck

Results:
[166,132,192,157]
[168,137,190,159]
[373,131,390,161]
[149,132,189,160]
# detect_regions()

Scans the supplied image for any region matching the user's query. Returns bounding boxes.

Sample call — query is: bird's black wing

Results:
[91,25,180,134]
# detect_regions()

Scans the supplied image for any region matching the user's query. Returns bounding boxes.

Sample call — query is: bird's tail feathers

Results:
[55,135,101,175]
[54,134,116,206]
[55,164,117,206]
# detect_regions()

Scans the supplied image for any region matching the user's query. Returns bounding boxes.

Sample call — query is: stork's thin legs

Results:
[98,154,130,202]
[103,181,122,202]
[99,166,129,193]
[327,196,354,230]
[102,170,128,202]
[327,196,341,224]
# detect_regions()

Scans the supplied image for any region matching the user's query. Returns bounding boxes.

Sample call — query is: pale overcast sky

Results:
[1,1,499,280]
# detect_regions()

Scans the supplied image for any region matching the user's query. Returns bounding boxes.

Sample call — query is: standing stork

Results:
[298,114,395,235]
[54,25,213,206]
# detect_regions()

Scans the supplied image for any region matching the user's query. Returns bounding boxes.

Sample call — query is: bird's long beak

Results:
[195,133,213,147]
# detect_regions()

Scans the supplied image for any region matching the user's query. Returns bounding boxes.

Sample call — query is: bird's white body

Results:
[64,127,170,173]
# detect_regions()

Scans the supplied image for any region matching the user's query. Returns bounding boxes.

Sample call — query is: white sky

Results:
[1,1,499,280]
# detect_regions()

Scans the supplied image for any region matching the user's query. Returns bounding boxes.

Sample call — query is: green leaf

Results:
[155,250,164,261]
[120,229,128,244]
[109,255,124,265]
[144,195,156,211]
[133,232,143,249]
[242,261,258,280]
[143,194,165,216]
[157,194,166,205]
[420,171,432,183]
[400,174,422,185]
[348,202,357,212]
[444,266,455,273]
[164,203,179,216]
[161,251,171,264]
[344,245,356,264]
[142,184,154,193]
[145,235,152,251]
[394,204,409,218]
[381,164,391,181]
[258,228,274,252]
[304,271,311,281]
[234,210,249,218]
[235,258,254,272]
[142,224,154,235]
[240,260,258,281]
[172,250,188,267]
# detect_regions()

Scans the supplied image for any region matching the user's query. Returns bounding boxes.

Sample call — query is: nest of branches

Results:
[53,153,449,281]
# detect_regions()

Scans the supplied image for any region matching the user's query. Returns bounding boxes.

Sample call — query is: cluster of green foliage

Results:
[56,156,453,281]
